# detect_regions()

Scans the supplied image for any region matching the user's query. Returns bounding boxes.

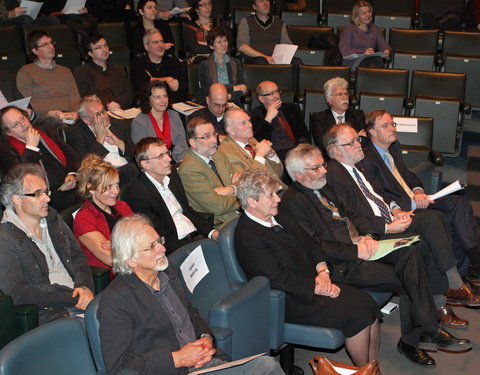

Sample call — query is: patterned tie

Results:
[384,152,415,198]
[336,115,344,124]
[352,167,392,224]
[245,144,255,158]
[208,159,224,185]
[314,190,362,243]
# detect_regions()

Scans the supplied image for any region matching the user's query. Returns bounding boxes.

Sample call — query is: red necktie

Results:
[277,115,297,145]
[245,144,255,158]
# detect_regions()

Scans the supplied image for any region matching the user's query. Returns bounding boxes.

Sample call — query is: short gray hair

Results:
[324,77,349,99]
[78,94,102,120]
[223,108,246,133]
[111,214,152,275]
[285,144,322,181]
[323,124,351,158]
[237,168,281,209]
[1,164,47,209]
[143,28,162,45]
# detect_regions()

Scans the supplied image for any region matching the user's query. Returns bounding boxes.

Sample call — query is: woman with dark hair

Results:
[198,27,247,105]
[130,0,175,56]
[339,0,390,70]
[74,154,133,272]
[183,0,230,63]
[131,81,188,162]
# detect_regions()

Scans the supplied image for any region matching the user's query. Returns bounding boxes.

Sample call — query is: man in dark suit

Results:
[324,124,480,310]
[188,83,228,137]
[310,77,365,153]
[250,80,310,160]
[122,137,218,254]
[66,94,138,184]
[362,110,480,282]
[282,144,471,365]
[98,215,281,375]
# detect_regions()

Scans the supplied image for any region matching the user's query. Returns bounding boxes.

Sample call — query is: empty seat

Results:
[442,31,480,107]
[374,14,412,40]
[0,26,26,72]
[389,28,439,72]
[326,11,351,31]
[243,64,295,93]
[410,70,467,155]
[371,0,416,17]
[288,25,334,65]
[419,0,465,20]
[281,11,318,26]
[354,67,409,116]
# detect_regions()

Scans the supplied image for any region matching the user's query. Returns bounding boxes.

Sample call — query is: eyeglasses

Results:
[337,136,362,147]
[304,163,328,172]
[91,43,109,51]
[259,88,281,97]
[136,237,165,253]
[195,132,217,140]
[211,102,227,109]
[20,189,51,199]
[198,2,212,6]
[376,122,397,129]
[5,115,27,130]
[36,40,55,48]
[145,150,172,160]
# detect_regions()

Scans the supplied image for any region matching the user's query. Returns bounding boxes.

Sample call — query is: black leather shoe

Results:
[419,328,472,352]
[397,339,435,366]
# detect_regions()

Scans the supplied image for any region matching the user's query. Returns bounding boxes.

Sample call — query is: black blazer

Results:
[188,107,226,136]
[65,118,135,161]
[311,108,366,151]
[234,211,329,320]
[98,266,227,375]
[122,170,214,253]
[326,158,393,235]
[362,141,423,211]
[250,103,310,145]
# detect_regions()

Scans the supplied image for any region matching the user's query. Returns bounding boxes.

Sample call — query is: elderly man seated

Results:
[97,214,284,375]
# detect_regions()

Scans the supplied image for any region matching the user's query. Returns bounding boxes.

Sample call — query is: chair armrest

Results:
[350,94,359,108]
[210,276,271,360]
[269,289,285,350]
[461,101,472,115]
[405,97,414,111]
[210,326,233,358]
[90,266,111,295]
[13,304,39,335]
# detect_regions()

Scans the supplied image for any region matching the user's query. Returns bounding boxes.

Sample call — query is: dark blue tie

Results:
[352,167,392,224]
[208,159,224,185]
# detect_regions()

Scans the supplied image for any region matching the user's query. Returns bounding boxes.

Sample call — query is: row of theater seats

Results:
[0,222,393,374]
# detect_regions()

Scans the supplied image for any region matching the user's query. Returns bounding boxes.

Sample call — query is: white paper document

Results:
[20,0,43,20]
[188,353,266,375]
[0,96,31,111]
[428,180,463,201]
[171,7,191,15]
[172,101,204,115]
[108,108,141,119]
[393,117,418,133]
[180,245,209,293]
[62,0,86,14]
[272,44,298,64]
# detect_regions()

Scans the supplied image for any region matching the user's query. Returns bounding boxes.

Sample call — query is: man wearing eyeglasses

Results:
[362,110,480,290]
[325,124,480,327]
[74,34,132,111]
[250,80,310,161]
[16,30,81,122]
[0,163,94,325]
[0,105,79,211]
[130,28,187,103]
[178,116,240,229]
[311,77,366,155]
[122,137,218,254]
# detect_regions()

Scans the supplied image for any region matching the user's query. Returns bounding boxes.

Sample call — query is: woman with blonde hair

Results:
[339,0,390,70]
[73,154,133,273]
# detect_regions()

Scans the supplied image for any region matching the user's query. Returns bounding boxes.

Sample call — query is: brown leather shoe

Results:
[446,283,480,307]
[438,305,469,328]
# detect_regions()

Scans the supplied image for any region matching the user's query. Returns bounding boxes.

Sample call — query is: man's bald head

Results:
[206,83,228,118]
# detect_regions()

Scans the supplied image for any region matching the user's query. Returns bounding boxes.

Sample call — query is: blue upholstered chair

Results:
[85,295,107,375]
[168,239,271,360]
[218,217,392,372]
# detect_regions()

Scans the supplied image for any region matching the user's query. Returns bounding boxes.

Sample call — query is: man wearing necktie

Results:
[281,143,472,366]
[362,110,480,285]
[249,81,310,161]
[310,77,366,154]
[178,116,240,229]
[324,124,480,324]
[217,107,284,181]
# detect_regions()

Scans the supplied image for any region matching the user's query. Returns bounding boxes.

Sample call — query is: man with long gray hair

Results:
[0,163,94,324]
[98,214,284,375]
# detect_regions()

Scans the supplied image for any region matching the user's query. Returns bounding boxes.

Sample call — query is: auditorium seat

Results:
[0,26,26,73]
[281,11,318,26]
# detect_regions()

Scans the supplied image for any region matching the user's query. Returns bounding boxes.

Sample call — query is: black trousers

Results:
[331,243,438,345]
